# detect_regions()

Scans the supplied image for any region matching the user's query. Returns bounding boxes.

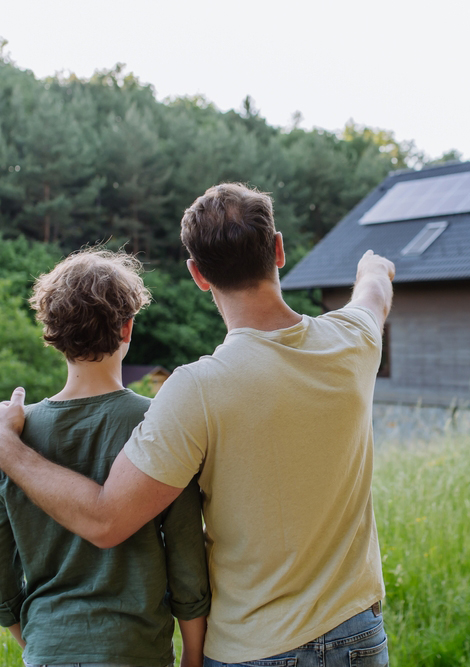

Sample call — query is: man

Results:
[0,183,395,666]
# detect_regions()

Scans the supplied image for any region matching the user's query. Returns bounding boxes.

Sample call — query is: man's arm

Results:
[349,249,395,332]
[0,389,182,548]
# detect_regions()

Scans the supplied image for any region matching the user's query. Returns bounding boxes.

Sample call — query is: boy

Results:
[0,248,210,667]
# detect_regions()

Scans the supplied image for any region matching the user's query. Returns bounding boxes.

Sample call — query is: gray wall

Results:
[323,281,470,407]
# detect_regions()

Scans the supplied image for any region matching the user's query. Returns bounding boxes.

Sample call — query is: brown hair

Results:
[180,183,277,290]
[30,248,151,362]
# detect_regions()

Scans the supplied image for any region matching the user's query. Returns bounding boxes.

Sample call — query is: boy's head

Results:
[180,183,277,291]
[30,249,151,362]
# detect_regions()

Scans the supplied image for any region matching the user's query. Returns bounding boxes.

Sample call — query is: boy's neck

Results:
[50,352,125,401]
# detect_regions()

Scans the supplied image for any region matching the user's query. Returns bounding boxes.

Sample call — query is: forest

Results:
[0,44,462,399]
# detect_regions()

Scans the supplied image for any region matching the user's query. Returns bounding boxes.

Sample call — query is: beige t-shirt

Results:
[125,306,385,661]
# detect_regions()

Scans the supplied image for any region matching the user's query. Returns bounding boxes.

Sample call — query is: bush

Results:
[0,281,66,403]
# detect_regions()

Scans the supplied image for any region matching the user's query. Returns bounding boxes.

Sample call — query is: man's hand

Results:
[356,249,395,283]
[0,387,26,436]
[350,250,395,332]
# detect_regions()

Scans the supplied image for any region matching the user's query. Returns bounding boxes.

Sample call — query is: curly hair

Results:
[29,249,151,362]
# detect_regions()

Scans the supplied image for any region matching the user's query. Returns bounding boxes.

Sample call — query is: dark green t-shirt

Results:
[0,389,210,667]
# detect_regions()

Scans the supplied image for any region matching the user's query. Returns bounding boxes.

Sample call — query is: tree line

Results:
[2,45,451,266]
[0,43,462,398]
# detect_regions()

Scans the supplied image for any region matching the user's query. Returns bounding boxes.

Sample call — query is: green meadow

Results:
[1,436,469,667]
[374,436,470,665]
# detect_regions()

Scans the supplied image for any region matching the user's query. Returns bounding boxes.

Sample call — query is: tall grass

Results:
[374,437,470,666]
[1,437,468,667]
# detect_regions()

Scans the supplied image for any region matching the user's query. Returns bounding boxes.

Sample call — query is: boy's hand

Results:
[0,387,26,436]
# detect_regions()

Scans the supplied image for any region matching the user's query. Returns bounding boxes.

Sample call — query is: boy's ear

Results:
[187,259,211,292]
[121,318,134,344]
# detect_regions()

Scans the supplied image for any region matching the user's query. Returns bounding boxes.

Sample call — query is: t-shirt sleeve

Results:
[333,304,383,348]
[0,494,25,627]
[318,304,383,379]
[124,367,208,488]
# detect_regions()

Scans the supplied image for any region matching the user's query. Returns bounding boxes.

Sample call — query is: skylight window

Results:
[401,221,448,256]
[359,171,470,224]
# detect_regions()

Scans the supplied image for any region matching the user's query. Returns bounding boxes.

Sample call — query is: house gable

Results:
[281,161,470,290]
[281,161,470,408]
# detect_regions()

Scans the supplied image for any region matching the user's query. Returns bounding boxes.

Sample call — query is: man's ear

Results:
[121,318,134,344]
[187,259,211,292]
[275,231,286,269]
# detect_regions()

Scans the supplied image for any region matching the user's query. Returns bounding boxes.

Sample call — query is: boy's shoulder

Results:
[23,390,151,431]
[115,389,152,419]
[21,390,152,464]
[117,389,152,410]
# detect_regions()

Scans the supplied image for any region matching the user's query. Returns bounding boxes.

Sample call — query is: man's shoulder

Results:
[319,305,382,344]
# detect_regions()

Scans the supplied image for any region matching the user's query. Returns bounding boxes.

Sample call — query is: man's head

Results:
[30,248,151,362]
[181,183,278,291]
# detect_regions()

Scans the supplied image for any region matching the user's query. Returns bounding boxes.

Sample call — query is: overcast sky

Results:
[3,0,470,160]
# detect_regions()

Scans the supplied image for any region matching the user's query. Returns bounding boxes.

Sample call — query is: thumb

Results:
[10,387,25,407]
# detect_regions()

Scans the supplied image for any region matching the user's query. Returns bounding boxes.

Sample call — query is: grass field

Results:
[374,436,470,666]
[1,436,468,667]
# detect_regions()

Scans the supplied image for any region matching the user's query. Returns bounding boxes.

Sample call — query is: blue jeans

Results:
[204,606,388,667]
[24,663,171,667]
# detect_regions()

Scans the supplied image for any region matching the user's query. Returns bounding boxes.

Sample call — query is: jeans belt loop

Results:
[371,600,382,616]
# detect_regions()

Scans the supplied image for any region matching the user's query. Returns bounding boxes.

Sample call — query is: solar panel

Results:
[359,171,470,224]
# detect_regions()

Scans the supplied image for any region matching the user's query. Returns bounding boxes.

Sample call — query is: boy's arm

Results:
[161,477,210,662]
[178,617,207,667]
[8,622,25,649]
[0,496,25,639]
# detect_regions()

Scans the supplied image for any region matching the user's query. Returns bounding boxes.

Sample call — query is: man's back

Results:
[125,306,385,661]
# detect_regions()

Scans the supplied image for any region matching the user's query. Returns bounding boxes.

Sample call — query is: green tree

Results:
[127,269,226,369]
[11,87,102,244]
[341,120,417,170]
[0,280,66,403]
[0,237,65,402]
[0,235,60,306]
[98,104,172,258]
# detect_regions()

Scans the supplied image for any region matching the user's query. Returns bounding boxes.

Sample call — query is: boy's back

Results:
[0,248,210,666]
[0,388,209,666]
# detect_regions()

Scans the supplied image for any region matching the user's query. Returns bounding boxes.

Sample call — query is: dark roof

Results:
[122,365,170,387]
[281,161,470,290]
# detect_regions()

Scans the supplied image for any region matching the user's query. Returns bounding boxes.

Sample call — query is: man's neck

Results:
[50,353,124,401]
[213,279,302,333]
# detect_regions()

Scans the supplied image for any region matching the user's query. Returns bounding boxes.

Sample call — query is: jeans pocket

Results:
[349,636,388,667]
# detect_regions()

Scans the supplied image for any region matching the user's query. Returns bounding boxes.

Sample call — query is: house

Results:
[122,365,171,394]
[281,160,470,414]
